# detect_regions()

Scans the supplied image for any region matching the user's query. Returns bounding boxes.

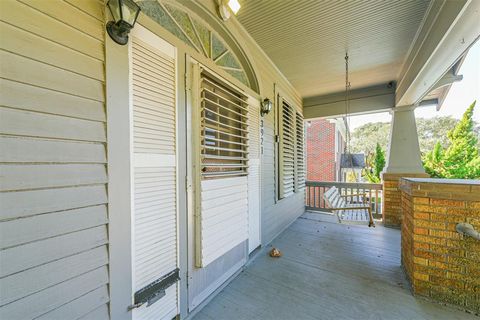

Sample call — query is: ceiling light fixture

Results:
[217,0,241,21]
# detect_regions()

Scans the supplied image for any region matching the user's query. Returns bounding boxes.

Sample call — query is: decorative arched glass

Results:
[137,1,252,88]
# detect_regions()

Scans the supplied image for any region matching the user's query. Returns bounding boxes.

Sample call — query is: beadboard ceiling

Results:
[236,0,431,98]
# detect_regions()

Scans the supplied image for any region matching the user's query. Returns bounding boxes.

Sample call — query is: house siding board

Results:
[0,0,108,318]
[260,98,304,244]
[35,285,109,320]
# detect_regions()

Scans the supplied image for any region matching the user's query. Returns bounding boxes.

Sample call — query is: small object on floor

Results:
[269,248,282,257]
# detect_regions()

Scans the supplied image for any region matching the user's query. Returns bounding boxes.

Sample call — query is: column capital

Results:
[389,104,417,114]
[384,108,425,174]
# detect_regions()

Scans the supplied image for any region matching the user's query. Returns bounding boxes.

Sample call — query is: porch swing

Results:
[323,53,375,227]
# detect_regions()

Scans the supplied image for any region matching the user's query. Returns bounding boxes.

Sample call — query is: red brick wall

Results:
[306,119,336,181]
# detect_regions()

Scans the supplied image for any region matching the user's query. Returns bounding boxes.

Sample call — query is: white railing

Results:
[305,181,383,218]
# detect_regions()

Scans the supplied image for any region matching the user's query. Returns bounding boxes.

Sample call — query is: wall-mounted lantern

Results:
[261,98,272,116]
[106,0,141,45]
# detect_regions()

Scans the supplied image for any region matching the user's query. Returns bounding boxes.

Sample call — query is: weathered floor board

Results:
[192,212,477,320]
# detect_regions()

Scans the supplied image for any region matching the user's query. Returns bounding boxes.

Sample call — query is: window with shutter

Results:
[200,70,249,179]
[295,112,305,191]
[279,100,295,198]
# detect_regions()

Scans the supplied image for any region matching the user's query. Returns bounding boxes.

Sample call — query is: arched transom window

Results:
[137,0,253,89]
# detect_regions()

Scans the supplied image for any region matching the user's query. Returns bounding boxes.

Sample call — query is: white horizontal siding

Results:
[1,246,108,305]
[0,1,109,319]
[0,267,109,320]
[0,164,107,191]
[0,108,106,142]
[0,79,105,121]
[0,205,107,249]
[0,185,108,220]
[0,136,106,163]
[36,285,109,320]
[0,226,108,278]
[78,304,110,320]
[261,103,305,245]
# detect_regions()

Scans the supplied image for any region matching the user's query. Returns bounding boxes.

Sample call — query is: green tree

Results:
[423,101,480,179]
[350,122,390,155]
[350,116,480,156]
[416,116,461,152]
[423,142,444,177]
[363,143,386,183]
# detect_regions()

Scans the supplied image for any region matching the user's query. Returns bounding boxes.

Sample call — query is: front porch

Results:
[2,1,480,319]
[193,212,475,320]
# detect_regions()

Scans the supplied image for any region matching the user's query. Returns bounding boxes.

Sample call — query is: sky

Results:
[348,40,480,130]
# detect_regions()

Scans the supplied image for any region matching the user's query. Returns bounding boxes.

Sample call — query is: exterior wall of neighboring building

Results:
[306,119,343,181]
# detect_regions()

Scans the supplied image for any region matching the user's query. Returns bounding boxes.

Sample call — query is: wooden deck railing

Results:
[305,181,383,218]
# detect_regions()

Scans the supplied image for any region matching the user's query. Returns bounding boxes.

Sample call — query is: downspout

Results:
[456,223,480,240]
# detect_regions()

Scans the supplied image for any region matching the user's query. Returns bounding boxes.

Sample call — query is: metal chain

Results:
[344,52,355,180]
[345,52,351,154]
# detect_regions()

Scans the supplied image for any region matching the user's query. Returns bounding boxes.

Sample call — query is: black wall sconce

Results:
[261,98,272,116]
[106,0,141,45]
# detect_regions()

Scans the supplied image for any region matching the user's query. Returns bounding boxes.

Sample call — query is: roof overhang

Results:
[395,0,480,107]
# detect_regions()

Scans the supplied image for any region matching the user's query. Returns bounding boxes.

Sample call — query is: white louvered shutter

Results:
[195,68,249,267]
[279,99,295,198]
[295,112,305,191]
[131,26,178,319]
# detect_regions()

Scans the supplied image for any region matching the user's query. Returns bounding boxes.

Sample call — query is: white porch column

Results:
[382,106,428,227]
[385,106,424,174]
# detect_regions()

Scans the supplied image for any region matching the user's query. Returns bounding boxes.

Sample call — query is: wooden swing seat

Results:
[323,186,375,227]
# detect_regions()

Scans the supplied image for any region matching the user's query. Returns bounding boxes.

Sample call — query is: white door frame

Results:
[248,96,261,253]
[106,24,134,320]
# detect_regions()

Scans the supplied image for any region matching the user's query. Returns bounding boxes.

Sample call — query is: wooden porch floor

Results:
[192,212,476,320]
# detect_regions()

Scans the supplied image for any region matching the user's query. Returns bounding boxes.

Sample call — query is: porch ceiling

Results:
[236,0,431,99]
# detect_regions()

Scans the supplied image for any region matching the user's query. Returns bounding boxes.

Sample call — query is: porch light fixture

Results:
[106,0,141,45]
[218,0,241,21]
[261,98,272,116]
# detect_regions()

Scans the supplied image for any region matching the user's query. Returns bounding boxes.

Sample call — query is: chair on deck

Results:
[323,186,375,227]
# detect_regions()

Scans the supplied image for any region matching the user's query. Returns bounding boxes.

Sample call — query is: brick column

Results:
[382,172,429,227]
[399,178,480,313]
